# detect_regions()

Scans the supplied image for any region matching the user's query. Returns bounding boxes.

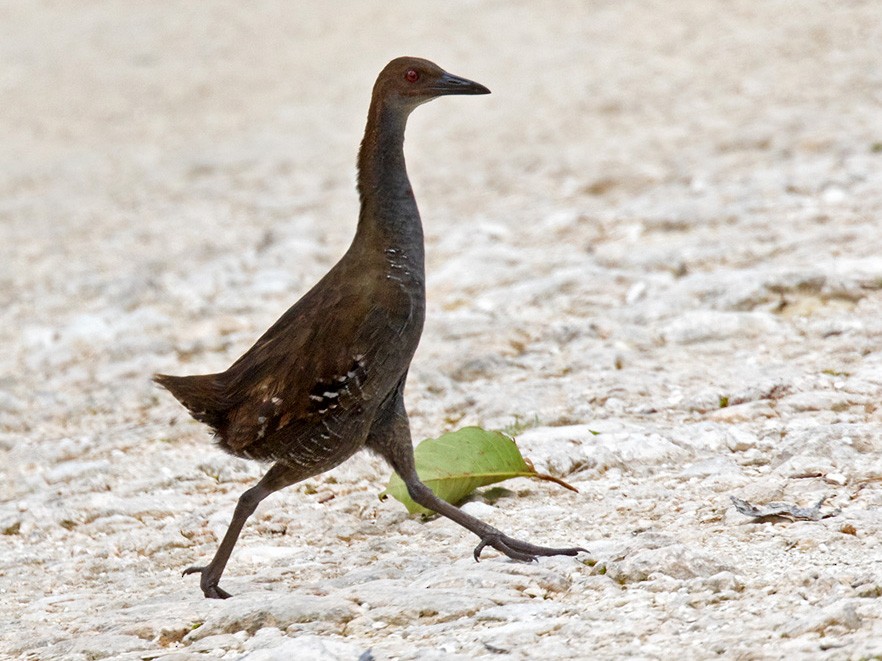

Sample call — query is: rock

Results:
[186,594,356,640]
[606,544,732,584]
[0,390,24,413]
[239,626,286,650]
[240,635,366,661]
[68,633,157,659]
[824,472,847,486]
[411,562,572,596]
[478,617,571,653]
[668,422,752,453]
[459,501,497,518]
[518,424,689,477]
[772,454,837,479]
[778,391,865,414]
[347,581,498,625]
[784,602,862,637]
[680,456,742,478]
[710,401,777,422]
[44,459,111,484]
[661,311,782,345]
[700,571,745,593]
[187,633,244,653]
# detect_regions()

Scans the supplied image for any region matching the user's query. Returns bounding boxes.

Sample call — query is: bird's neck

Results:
[355,101,424,261]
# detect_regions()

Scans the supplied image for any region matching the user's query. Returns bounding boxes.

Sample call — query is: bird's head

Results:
[372,56,490,111]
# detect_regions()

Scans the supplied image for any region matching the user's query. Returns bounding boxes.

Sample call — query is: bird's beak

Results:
[432,71,491,95]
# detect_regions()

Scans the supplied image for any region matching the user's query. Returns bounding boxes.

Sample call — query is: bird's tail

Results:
[153,372,230,431]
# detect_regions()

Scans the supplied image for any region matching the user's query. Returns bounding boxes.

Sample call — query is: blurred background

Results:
[3,1,881,439]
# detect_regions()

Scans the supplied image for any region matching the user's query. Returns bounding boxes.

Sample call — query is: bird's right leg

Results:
[388,444,587,562]
[183,461,306,599]
[367,383,587,562]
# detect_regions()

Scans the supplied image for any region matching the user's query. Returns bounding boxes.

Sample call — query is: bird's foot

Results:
[473,534,587,563]
[182,565,233,599]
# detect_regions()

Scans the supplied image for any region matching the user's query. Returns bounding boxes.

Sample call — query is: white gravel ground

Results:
[3,2,882,659]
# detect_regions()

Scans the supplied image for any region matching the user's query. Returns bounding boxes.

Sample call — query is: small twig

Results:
[533,472,580,493]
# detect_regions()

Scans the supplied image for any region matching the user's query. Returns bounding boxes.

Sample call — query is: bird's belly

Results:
[241,410,373,471]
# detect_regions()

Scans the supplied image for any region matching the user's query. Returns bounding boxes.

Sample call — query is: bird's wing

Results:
[217,266,391,453]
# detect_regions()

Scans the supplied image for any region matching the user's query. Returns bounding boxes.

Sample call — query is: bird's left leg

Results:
[183,460,308,599]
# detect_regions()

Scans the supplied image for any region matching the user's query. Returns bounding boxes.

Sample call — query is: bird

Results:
[155,56,586,599]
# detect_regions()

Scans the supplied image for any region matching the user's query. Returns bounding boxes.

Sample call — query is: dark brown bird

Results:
[155,56,585,599]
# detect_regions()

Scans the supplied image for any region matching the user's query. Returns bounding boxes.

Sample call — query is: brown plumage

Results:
[155,56,585,599]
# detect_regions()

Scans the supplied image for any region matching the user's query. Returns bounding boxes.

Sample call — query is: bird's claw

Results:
[473,534,587,563]
[182,565,232,599]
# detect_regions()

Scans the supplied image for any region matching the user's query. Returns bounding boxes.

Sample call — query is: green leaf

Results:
[379,426,577,515]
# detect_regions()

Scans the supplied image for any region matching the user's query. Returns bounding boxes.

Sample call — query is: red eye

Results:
[404,69,420,83]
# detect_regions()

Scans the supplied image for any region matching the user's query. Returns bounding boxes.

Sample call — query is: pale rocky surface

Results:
[2,1,882,659]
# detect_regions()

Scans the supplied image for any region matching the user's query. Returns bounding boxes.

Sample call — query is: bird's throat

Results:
[355,102,424,260]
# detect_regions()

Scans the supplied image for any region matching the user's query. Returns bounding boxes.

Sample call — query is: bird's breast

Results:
[363,246,425,355]
[383,246,424,293]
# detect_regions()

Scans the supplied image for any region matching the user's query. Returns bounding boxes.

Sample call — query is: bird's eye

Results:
[404,69,420,83]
